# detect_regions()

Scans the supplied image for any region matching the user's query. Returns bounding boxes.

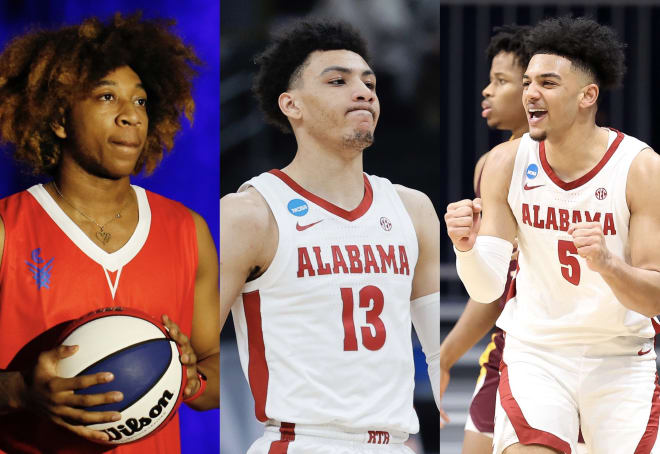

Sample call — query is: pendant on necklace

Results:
[96,230,112,244]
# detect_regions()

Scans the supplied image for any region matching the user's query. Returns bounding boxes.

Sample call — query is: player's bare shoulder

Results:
[394,185,439,253]
[487,137,520,173]
[221,188,273,235]
[627,147,660,212]
[220,187,278,275]
[394,185,437,226]
[480,137,521,193]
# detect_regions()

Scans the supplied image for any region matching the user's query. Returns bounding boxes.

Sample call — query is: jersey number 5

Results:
[557,239,580,285]
[341,285,386,351]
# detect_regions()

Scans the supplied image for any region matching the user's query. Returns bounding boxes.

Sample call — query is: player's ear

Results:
[50,118,67,139]
[279,92,302,121]
[579,83,599,109]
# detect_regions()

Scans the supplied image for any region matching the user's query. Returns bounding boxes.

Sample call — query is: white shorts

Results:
[247,423,414,454]
[493,335,660,454]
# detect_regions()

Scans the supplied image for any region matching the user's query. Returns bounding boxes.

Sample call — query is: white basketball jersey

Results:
[231,170,420,434]
[498,129,658,345]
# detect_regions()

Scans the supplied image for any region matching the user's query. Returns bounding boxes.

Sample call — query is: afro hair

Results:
[0,12,200,175]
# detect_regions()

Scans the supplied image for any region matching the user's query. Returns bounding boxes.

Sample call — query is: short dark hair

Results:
[526,16,626,90]
[253,19,370,133]
[487,24,532,70]
[0,12,200,176]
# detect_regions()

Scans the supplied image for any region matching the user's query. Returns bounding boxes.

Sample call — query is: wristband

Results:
[455,235,513,303]
[183,371,207,403]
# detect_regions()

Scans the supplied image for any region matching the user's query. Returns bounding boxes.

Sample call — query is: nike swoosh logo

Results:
[296,220,323,231]
[638,347,653,356]
[523,184,545,190]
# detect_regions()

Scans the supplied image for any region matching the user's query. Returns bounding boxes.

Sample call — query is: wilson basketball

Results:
[57,307,185,444]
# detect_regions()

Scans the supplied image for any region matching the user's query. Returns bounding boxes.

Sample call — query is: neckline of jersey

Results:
[269,169,373,222]
[539,128,624,191]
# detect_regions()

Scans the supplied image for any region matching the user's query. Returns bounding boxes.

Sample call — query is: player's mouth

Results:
[528,108,548,126]
[481,101,492,118]
[346,105,375,118]
[109,139,142,149]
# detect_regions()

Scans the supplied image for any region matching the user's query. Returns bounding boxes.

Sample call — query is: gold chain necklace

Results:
[52,182,132,245]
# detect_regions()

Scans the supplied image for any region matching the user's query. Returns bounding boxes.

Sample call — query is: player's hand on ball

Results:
[568,222,611,273]
[444,198,482,252]
[22,344,122,442]
[161,314,200,399]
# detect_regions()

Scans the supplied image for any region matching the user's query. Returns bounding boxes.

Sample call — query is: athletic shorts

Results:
[247,423,414,454]
[494,335,660,454]
[464,329,505,436]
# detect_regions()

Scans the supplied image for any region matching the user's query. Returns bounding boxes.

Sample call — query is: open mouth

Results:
[528,109,547,124]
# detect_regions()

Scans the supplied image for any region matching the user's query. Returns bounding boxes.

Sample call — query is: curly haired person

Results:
[221,20,440,454]
[445,17,660,453]
[0,12,219,454]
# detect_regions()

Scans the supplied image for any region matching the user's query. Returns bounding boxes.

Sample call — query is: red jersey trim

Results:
[635,373,660,454]
[243,290,269,422]
[499,360,572,453]
[268,423,296,454]
[539,128,624,191]
[269,169,373,222]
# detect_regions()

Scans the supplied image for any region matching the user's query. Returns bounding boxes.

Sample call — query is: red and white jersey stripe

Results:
[232,170,419,434]
[498,129,656,345]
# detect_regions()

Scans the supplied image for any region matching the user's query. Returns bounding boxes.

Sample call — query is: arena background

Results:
[0,1,219,452]
[220,1,440,453]
[440,1,660,452]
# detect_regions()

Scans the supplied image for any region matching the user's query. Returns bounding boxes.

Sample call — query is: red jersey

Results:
[0,184,198,454]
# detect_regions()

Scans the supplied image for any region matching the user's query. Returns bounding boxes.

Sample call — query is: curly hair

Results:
[253,20,370,133]
[487,24,532,70]
[0,12,200,176]
[526,16,626,90]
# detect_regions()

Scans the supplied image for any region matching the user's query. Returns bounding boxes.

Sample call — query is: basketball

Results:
[57,307,186,444]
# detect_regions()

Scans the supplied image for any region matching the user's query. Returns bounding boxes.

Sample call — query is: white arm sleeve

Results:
[455,235,513,304]
[411,292,440,410]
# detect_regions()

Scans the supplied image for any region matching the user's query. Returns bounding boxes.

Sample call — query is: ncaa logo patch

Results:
[595,187,607,200]
[287,199,309,217]
[526,163,539,179]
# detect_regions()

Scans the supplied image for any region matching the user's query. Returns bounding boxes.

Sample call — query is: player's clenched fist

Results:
[568,221,611,273]
[444,198,482,252]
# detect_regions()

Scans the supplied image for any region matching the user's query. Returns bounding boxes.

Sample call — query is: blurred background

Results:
[0,1,219,452]
[220,0,440,453]
[440,1,660,452]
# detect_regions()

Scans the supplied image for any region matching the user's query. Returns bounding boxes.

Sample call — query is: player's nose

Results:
[482,81,493,98]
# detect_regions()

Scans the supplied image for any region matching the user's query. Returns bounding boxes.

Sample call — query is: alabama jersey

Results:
[232,170,420,434]
[498,128,655,345]
[0,184,197,454]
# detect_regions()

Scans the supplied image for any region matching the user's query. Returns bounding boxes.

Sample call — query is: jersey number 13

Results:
[341,285,387,351]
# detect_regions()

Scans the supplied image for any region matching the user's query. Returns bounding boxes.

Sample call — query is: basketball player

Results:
[446,17,660,453]
[220,20,440,453]
[0,14,219,453]
[439,24,529,451]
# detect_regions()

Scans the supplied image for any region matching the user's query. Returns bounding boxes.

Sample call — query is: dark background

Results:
[0,1,219,452]
[220,0,440,453]
[440,2,660,452]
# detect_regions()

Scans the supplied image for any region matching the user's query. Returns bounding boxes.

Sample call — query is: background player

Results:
[446,17,660,453]
[220,20,440,453]
[439,24,529,451]
[0,13,219,453]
